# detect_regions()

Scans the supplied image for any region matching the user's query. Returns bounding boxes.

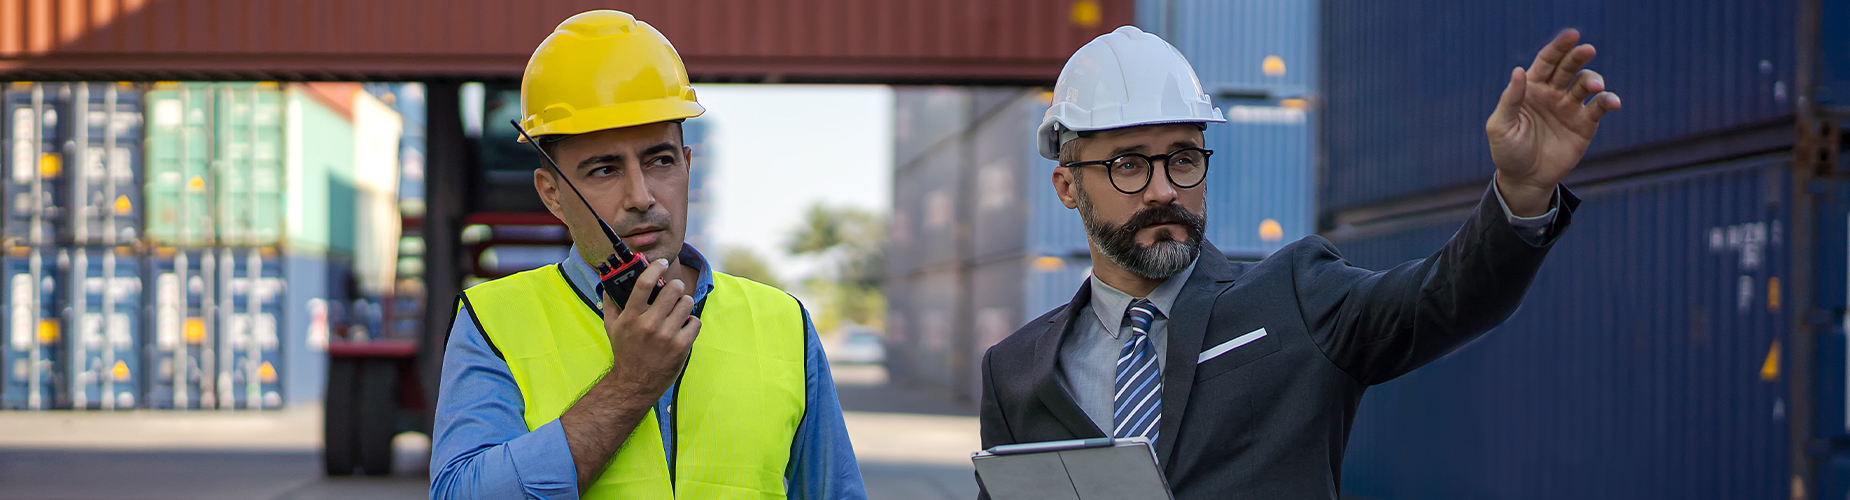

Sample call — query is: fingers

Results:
[1585,92,1621,123]
[623,259,671,313]
[657,294,697,345]
[673,316,703,349]
[637,277,689,331]
[1549,44,1597,89]
[1568,69,1605,103]
[1487,67,1526,134]
[1526,28,1580,84]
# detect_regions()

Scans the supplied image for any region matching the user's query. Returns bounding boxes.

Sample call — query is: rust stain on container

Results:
[0,0,1133,84]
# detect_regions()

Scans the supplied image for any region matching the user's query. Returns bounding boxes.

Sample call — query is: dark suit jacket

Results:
[978,186,1579,499]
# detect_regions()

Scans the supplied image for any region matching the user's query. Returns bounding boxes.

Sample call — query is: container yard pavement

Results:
[0,362,981,499]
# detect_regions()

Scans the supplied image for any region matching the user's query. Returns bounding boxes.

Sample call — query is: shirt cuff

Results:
[511,419,581,499]
[1491,175,1561,246]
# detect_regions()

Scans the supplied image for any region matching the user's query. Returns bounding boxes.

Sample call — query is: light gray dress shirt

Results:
[1059,259,1198,434]
[1056,180,1560,435]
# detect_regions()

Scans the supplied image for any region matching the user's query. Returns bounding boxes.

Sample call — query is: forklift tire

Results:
[323,357,358,476]
[356,359,400,476]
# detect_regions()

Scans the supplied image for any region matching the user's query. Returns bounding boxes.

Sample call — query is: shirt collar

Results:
[561,243,715,312]
[1088,257,1200,339]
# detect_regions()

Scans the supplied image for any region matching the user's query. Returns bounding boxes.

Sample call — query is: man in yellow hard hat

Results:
[429,10,867,499]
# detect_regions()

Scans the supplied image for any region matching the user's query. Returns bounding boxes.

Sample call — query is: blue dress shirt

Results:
[429,243,866,499]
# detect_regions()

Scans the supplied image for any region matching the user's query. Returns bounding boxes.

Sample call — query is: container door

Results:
[146,248,212,409]
[4,249,62,409]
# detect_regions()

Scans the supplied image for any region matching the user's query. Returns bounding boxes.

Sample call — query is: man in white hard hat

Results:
[978,26,1617,498]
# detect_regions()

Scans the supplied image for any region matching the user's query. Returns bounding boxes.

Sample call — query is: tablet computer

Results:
[971,437,1174,500]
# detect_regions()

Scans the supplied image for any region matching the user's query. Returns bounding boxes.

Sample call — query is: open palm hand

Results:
[1487,29,1621,214]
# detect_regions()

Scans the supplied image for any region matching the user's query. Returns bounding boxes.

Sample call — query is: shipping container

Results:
[3,248,63,409]
[4,83,68,247]
[212,247,285,410]
[893,131,967,274]
[64,246,142,410]
[282,252,331,407]
[348,90,402,299]
[66,83,145,247]
[144,84,215,247]
[1321,0,1801,211]
[685,119,715,258]
[145,248,213,409]
[285,83,358,255]
[893,268,964,398]
[1202,97,1315,259]
[1137,0,1317,98]
[0,0,1133,84]
[1334,155,1795,499]
[212,83,287,247]
[969,90,1089,262]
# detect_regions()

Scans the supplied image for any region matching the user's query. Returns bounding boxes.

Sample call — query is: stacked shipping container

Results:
[0,82,412,411]
[1321,0,1850,498]
[885,0,1319,402]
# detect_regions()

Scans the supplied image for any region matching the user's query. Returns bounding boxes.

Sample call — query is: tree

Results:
[787,203,887,334]
[719,246,784,290]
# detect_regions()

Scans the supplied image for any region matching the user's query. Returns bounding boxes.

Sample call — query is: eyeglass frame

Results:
[1060,147,1215,194]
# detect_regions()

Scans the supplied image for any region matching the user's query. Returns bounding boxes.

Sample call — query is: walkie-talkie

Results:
[512,120,665,308]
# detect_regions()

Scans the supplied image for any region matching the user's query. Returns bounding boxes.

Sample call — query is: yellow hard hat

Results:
[518,10,705,141]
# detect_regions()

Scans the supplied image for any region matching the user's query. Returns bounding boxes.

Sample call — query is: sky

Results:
[688,84,894,285]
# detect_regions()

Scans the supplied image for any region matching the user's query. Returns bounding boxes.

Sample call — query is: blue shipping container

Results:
[1203,97,1315,259]
[3,248,63,409]
[1334,155,1792,499]
[66,83,144,246]
[282,252,330,407]
[1322,0,1800,211]
[213,247,284,410]
[64,247,142,410]
[145,248,212,409]
[1138,0,1317,98]
[4,83,68,247]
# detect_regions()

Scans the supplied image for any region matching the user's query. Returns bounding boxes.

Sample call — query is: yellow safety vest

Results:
[464,265,806,499]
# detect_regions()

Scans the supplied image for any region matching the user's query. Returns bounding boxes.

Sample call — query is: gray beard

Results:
[1076,188,1205,280]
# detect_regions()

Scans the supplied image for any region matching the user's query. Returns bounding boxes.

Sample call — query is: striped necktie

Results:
[1114,298,1162,444]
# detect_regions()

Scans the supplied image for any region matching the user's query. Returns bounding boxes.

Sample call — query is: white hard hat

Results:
[1037,25,1226,161]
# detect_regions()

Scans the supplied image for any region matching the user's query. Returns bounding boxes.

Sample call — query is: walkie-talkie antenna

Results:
[511,120,627,251]
[510,119,663,308]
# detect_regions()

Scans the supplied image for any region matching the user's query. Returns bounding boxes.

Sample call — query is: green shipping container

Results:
[144,83,213,247]
[144,83,285,247]
[212,84,284,246]
[283,86,357,255]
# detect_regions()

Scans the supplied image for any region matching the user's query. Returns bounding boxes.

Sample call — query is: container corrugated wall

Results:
[4,248,61,409]
[1335,155,1792,499]
[1150,0,1316,98]
[144,83,214,247]
[0,0,1133,83]
[1322,0,1799,211]
[1203,97,1314,259]
[889,87,1094,402]
[65,247,142,410]
[4,82,68,247]
[68,83,144,247]
[146,247,210,409]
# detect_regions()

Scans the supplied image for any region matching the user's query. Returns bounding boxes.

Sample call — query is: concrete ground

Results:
[0,362,980,499]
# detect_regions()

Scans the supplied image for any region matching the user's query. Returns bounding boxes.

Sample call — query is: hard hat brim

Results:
[518,97,706,142]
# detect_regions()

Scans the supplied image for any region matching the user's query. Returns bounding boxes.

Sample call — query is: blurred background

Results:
[0,0,1846,499]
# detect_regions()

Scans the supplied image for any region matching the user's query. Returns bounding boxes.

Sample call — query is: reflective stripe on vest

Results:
[464,265,806,499]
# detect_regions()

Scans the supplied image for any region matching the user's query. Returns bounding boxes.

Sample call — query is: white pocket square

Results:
[1198,328,1267,364]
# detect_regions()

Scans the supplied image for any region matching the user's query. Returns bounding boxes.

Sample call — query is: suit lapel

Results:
[1156,241,1242,465]
[1030,279,1108,439]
